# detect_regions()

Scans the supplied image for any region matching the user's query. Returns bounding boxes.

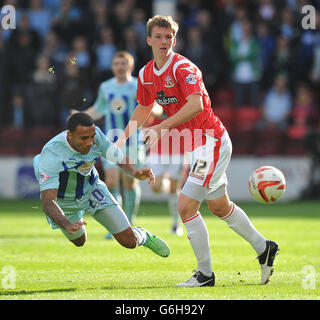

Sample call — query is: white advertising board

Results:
[0,156,312,202]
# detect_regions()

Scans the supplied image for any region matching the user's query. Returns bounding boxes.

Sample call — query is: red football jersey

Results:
[148,115,185,155]
[137,52,225,152]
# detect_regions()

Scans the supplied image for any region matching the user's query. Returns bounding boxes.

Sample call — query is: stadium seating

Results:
[214,88,234,106]
[233,106,262,133]
[0,127,26,156]
[232,130,258,155]
[229,106,261,155]
[283,136,307,155]
[213,103,234,135]
[21,126,57,156]
[254,128,285,156]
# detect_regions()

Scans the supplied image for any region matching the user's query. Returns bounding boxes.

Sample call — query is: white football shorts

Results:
[181,130,232,202]
[147,153,185,181]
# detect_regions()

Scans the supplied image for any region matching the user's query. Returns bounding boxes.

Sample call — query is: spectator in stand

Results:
[279,7,299,42]
[256,21,276,90]
[43,0,62,17]
[94,26,116,82]
[194,9,224,89]
[41,30,68,73]
[258,0,276,22]
[229,5,248,42]
[259,73,292,131]
[287,83,319,141]
[268,35,295,90]
[70,35,93,94]
[7,31,38,88]
[27,0,52,39]
[183,25,217,92]
[229,19,262,108]
[11,91,26,129]
[71,35,92,69]
[122,25,151,75]
[132,8,148,49]
[51,0,83,45]
[57,53,87,126]
[90,0,109,38]
[7,14,41,52]
[24,55,58,126]
[109,1,132,48]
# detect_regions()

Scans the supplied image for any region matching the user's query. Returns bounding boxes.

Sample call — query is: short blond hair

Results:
[112,51,135,68]
[146,15,179,37]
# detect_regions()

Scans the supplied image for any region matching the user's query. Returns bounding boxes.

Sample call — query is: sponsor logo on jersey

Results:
[155,91,178,106]
[185,73,198,84]
[77,160,96,176]
[40,173,50,183]
[164,75,175,88]
[111,97,127,114]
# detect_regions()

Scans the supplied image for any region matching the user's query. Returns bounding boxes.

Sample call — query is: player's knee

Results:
[71,236,86,247]
[207,197,231,217]
[151,182,162,193]
[177,202,191,220]
[106,180,118,190]
[150,175,165,193]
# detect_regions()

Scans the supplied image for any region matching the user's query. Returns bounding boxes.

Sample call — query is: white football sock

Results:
[168,192,180,227]
[132,227,148,247]
[183,212,212,277]
[221,202,266,255]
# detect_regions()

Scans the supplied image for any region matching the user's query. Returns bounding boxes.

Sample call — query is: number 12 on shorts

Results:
[191,160,207,178]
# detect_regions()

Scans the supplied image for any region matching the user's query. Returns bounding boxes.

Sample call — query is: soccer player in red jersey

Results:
[116,15,279,286]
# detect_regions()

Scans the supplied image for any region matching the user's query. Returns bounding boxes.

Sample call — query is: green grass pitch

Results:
[0,199,319,300]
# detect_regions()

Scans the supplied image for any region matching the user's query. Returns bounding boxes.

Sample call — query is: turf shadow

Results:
[0,288,77,296]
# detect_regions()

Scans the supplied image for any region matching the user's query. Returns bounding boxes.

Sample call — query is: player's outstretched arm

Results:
[41,189,87,234]
[117,157,155,184]
[143,94,203,147]
[115,103,154,147]
[69,107,103,121]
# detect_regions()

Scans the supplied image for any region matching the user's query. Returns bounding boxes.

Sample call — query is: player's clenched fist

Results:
[133,168,155,184]
[65,221,87,235]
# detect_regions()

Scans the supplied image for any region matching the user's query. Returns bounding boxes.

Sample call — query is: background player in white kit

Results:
[145,110,185,236]
[33,112,170,259]
[116,15,279,286]
[71,51,143,239]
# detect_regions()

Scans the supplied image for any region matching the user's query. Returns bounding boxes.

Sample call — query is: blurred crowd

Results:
[0,0,320,159]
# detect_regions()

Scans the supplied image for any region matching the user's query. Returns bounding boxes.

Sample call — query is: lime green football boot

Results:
[139,227,170,258]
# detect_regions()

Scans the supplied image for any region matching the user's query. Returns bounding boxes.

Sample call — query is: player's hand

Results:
[133,168,155,184]
[65,221,87,235]
[143,124,165,148]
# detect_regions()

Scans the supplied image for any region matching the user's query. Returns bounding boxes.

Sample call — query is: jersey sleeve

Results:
[137,72,154,107]
[174,62,204,99]
[93,84,107,113]
[95,126,124,164]
[34,150,62,192]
